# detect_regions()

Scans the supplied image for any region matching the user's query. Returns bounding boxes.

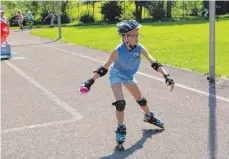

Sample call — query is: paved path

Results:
[1,30,229,159]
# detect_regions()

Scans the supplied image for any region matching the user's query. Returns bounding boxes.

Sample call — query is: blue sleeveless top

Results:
[110,42,142,77]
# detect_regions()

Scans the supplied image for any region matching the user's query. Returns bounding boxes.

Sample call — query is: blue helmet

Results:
[117,19,142,35]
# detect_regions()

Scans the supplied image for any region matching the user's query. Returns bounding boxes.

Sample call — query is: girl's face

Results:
[126,29,140,45]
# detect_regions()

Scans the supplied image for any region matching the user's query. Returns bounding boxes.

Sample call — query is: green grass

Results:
[30,19,229,78]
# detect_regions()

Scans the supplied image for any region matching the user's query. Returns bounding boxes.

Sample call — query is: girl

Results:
[79,19,175,147]
[17,10,24,31]
[25,11,34,29]
[43,10,55,28]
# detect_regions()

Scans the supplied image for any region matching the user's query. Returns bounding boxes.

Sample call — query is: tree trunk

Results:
[167,0,172,18]
[203,1,209,10]
[134,2,143,20]
[158,0,164,9]
[92,1,95,17]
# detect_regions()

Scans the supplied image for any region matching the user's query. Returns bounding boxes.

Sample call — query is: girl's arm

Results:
[141,47,175,91]
[80,50,118,92]
[91,49,118,80]
[141,47,168,75]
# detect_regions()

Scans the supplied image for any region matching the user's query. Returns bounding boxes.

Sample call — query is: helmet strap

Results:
[123,34,136,50]
[127,43,136,50]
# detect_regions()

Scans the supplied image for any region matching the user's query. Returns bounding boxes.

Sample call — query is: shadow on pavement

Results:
[99,129,164,159]
[11,39,59,47]
[209,81,217,159]
[1,58,11,61]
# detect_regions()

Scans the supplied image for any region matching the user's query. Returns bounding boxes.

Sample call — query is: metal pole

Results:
[57,1,62,39]
[209,0,215,82]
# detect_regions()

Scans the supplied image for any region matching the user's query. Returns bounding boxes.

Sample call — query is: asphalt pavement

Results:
[1,29,229,159]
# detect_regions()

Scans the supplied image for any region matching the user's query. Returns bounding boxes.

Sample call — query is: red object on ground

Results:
[1,20,10,44]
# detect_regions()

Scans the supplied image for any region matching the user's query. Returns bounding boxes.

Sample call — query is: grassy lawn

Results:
[30,19,229,78]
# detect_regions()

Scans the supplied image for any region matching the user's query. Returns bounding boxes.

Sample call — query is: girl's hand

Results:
[163,74,175,91]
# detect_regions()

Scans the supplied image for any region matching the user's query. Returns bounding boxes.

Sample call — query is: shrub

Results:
[190,7,199,16]
[149,7,166,19]
[79,14,95,23]
[101,1,123,22]
[61,14,71,24]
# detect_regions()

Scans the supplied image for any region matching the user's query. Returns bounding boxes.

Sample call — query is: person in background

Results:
[43,10,55,28]
[0,9,9,25]
[25,11,34,29]
[203,8,209,20]
[17,10,24,31]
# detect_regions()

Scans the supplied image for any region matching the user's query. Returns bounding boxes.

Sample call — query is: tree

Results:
[91,1,96,17]
[61,0,71,23]
[101,1,123,22]
[1,1,17,17]
[216,1,229,15]
[61,0,69,15]
[134,1,148,21]
[145,1,166,19]
[203,1,209,10]
[167,0,172,18]
[86,1,90,15]
[31,1,40,15]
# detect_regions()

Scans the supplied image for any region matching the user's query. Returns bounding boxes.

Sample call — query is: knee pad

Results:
[112,100,126,112]
[137,97,147,106]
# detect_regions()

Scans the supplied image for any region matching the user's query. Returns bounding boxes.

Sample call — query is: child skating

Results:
[43,10,55,28]
[25,11,34,29]
[79,19,175,150]
[17,10,24,31]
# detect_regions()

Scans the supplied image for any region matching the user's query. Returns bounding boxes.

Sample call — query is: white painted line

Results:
[46,43,105,63]
[137,72,229,103]
[10,56,26,60]
[29,40,229,103]
[29,40,104,63]
[1,119,77,133]
[5,61,83,120]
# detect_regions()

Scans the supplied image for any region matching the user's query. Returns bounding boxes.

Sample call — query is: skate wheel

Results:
[115,143,124,151]
[144,119,165,129]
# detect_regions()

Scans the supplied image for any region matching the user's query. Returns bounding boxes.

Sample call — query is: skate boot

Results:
[144,112,165,129]
[115,124,126,151]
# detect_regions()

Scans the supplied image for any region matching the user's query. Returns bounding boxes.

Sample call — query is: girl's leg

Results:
[51,18,54,27]
[21,20,24,30]
[124,83,150,114]
[111,83,127,145]
[124,83,165,128]
[111,83,124,125]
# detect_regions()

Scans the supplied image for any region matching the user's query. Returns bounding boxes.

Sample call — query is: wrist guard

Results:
[151,61,162,71]
[83,78,94,90]
[94,66,108,77]
[163,74,175,85]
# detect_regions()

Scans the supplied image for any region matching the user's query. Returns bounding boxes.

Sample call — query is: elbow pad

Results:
[94,66,108,77]
[151,61,162,71]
